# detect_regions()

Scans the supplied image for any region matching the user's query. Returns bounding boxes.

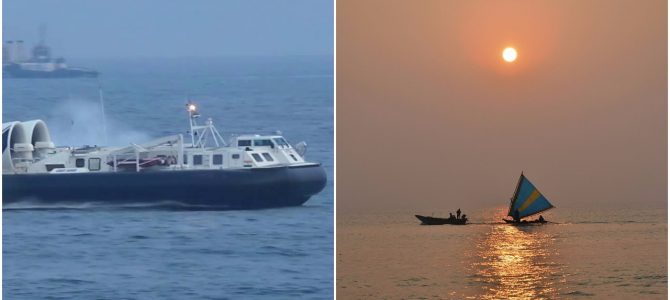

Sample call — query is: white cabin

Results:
[3,103,314,175]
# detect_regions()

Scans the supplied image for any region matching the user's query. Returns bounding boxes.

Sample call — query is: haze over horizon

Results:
[338,0,667,213]
[3,0,333,59]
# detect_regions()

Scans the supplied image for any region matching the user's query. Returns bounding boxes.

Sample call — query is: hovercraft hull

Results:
[3,164,327,210]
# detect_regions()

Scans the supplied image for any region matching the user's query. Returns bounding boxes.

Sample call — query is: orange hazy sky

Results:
[337,0,667,213]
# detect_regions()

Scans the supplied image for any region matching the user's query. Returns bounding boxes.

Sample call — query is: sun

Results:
[502,47,517,62]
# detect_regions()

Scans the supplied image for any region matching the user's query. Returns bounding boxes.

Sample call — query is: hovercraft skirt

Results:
[3,164,327,210]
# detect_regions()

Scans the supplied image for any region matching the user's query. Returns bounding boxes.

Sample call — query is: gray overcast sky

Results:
[3,0,333,58]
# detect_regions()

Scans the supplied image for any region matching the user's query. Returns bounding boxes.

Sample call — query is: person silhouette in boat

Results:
[461,214,467,222]
[538,215,545,222]
[449,212,455,220]
[456,208,461,219]
[513,209,521,222]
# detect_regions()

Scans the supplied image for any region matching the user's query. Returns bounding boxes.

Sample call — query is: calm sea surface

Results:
[3,56,333,299]
[338,207,667,299]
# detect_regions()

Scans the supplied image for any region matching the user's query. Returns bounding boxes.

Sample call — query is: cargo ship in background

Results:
[3,26,98,78]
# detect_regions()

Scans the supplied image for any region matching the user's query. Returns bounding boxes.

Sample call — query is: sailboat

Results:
[503,173,555,224]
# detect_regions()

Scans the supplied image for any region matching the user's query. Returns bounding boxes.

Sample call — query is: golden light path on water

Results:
[468,221,565,299]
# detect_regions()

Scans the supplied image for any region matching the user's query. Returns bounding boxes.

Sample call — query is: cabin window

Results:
[46,164,65,172]
[232,154,240,159]
[290,154,298,161]
[238,140,251,147]
[262,153,274,162]
[75,158,85,168]
[183,154,188,164]
[213,154,223,165]
[193,155,203,165]
[273,138,289,147]
[251,153,263,162]
[88,158,101,171]
[253,139,274,147]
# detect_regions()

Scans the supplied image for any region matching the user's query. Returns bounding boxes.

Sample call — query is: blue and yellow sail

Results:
[507,173,554,219]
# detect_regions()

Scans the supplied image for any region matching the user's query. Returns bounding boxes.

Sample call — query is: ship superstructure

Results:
[3,26,98,78]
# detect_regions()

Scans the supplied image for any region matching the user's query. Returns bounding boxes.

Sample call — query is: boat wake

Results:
[465,221,559,225]
[464,221,652,225]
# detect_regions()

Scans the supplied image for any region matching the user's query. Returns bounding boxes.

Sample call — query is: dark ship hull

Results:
[3,64,98,78]
[3,164,327,210]
[415,214,467,225]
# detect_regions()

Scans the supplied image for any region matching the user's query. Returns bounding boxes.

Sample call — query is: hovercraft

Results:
[2,102,327,209]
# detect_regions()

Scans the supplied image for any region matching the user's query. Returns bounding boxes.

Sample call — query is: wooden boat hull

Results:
[415,215,467,225]
[503,219,548,225]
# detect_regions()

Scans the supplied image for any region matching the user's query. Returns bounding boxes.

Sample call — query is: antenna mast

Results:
[39,24,46,45]
[98,82,108,145]
[185,101,226,148]
[186,101,200,146]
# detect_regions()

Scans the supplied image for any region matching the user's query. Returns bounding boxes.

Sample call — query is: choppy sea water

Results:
[4,56,333,299]
[337,208,667,299]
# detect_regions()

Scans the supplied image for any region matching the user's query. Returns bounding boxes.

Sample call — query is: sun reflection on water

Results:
[469,224,564,299]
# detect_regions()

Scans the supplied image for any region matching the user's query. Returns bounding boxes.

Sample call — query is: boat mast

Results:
[186,101,199,146]
[186,101,226,148]
[508,171,524,216]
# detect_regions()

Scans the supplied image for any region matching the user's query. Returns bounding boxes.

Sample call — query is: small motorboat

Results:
[415,214,467,225]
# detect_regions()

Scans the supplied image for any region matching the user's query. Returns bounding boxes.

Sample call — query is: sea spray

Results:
[45,98,151,147]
